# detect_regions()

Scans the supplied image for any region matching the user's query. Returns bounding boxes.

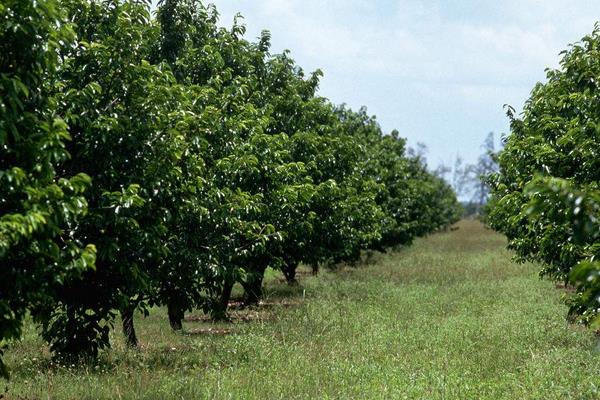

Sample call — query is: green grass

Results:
[3,220,600,399]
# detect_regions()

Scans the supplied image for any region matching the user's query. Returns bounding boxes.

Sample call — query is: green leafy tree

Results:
[525,178,600,326]
[155,0,289,317]
[488,24,600,325]
[39,0,201,354]
[0,0,95,377]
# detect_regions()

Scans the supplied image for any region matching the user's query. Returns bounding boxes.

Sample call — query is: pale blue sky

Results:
[153,1,599,168]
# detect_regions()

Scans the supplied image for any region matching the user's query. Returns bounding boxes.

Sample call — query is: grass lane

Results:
[4,220,599,399]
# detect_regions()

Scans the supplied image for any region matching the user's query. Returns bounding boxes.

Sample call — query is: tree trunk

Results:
[213,277,234,321]
[121,308,138,348]
[364,250,376,265]
[311,263,319,276]
[167,299,184,331]
[243,267,266,306]
[283,262,298,285]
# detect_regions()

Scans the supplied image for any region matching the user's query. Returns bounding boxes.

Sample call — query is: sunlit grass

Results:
[4,220,599,399]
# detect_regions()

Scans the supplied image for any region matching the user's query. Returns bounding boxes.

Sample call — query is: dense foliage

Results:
[0,0,461,377]
[487,25,600,328]
[0,0,96,377]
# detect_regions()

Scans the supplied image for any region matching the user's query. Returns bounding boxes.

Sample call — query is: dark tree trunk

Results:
[311,263,319,276]
[243,267,266,306]
[121,308,138,348]
[283,262,298,285]
[213,277,234,321]
[364,250,375,265]
[55,306,101,359]
[167,299,184,331]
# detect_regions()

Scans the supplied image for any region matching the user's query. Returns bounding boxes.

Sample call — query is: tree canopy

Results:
[0,0,462,377]
[487,24,600,328]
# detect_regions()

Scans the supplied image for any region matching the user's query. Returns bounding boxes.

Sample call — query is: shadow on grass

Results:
[184,296,305,327]
[263,280,306,300]
[183,327,233,336]
[6,274,308,381]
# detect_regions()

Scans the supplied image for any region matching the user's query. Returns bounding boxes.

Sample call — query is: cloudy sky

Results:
[161,1,600,168]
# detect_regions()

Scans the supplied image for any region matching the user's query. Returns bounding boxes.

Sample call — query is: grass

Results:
[3,220,600,399]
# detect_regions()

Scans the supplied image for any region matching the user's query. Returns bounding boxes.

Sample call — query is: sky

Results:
[154,1,600,169]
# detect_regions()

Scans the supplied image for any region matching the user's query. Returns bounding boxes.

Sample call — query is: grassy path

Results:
[5,220,600,399]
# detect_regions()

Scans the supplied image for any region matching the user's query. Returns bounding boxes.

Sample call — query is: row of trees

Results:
[0,0,462,377]
[487,25,600,329]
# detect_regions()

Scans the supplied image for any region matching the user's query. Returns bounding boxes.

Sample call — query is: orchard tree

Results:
[39,0,204,354]
[156,0,294,317]
[0,0,95,377]
[525,178,600,326]
[488,24,600,325]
